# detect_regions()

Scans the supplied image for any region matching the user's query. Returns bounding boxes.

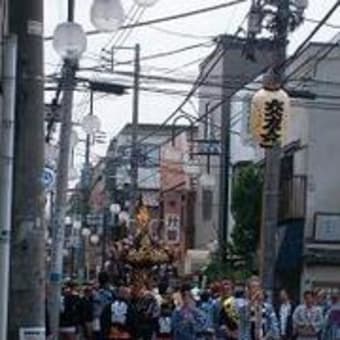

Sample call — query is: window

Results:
[202,189,213,221]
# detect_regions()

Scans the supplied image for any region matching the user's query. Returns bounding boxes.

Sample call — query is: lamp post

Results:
[49,0,87,334]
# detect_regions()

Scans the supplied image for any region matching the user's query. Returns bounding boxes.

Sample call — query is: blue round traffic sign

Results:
[42,167,56,190]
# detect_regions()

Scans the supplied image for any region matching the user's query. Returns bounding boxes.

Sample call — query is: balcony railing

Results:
[279,175,307,221]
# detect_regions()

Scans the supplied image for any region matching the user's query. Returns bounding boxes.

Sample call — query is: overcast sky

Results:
[44,0,340,167]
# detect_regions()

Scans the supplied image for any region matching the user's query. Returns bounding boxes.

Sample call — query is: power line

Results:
[283,1,340,71]
[102,4,139,51]
[44,0,247,41]
[105,7,146,53]
[147,25,215,40]
[305,17,340,29]
[109,41,213,65]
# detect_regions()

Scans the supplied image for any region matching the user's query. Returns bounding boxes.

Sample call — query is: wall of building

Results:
[194,36,273,250]
[283,43,340,291]
[160,131,195,264]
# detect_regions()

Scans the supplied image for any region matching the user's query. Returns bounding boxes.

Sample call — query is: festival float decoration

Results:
[112,197,175,285]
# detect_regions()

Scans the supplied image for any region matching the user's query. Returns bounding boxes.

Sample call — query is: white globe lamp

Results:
[81,114,101,135]
[90,234,100,245]
[53,22,87,60]
[90,0,124,32]
[134,0,159,7]
[82,228,91,237]
[64,216,72,225]
[73,220,82,230]
[110,203,121,215]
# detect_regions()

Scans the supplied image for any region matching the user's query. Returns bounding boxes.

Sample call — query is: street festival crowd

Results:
[49,272,340,340]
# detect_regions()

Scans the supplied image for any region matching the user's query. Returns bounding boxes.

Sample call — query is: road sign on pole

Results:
[41,167,56,191]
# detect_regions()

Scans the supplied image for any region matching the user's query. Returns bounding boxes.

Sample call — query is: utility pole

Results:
[8,0,46,337]
[259,0,291,301]
[130,44,141,220]
[6,0,46,340]
[0,35,17,340]
[49,0,76,335]
[218,42,231,265]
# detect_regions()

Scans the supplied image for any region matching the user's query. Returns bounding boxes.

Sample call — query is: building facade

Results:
[194,35,273,250]
[237,37,340,295]
[159,128,197,269]
[282,38,340,293]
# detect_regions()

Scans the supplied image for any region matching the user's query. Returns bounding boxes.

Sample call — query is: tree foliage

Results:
[230,164,263,271]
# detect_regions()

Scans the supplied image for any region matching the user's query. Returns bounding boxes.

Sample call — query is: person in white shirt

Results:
[293,290,324,340]
[277,289,295,339]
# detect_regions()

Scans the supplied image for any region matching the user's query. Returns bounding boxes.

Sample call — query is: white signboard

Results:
[314,213,340,242]
[165,214,180,244]
[19,327,45,340]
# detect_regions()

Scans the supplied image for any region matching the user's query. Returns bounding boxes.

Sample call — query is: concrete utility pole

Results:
[260,0,290,301]
[130,44,141,219]
[218,44,231,264]
[49,60,76,336]
[0,35,17,340]
[49,0,76,335]
[8,0,46,338]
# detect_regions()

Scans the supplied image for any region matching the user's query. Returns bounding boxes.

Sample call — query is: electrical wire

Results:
[110,41,214,66]
[101,3,138,51]
[283,1,340,71]
[305,17,340,30]
[147,25,215,40]
[44,0,248,41]
[105,7,146,52]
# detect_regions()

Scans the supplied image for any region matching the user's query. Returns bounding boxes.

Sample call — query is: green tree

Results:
[230,164,263,272]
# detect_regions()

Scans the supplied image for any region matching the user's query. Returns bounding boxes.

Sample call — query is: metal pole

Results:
[218,42,231,265]
[0,35,17,340]
[130,44,140,219]
[48,60,76,336]
[9,0,46,337]
[102,210,108,269]
[77,90,93,280]
[260,0,289,301]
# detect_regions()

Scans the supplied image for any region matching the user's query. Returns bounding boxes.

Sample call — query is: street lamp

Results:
[81,114,101,135]
[90,0,124,32]
[81,227,91,238]
[134,0,159,7]
[90,233,100,245]
[65,216,72,225]
[53,22,87,60]
[110,203,121,215]
[73,220,82,230]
